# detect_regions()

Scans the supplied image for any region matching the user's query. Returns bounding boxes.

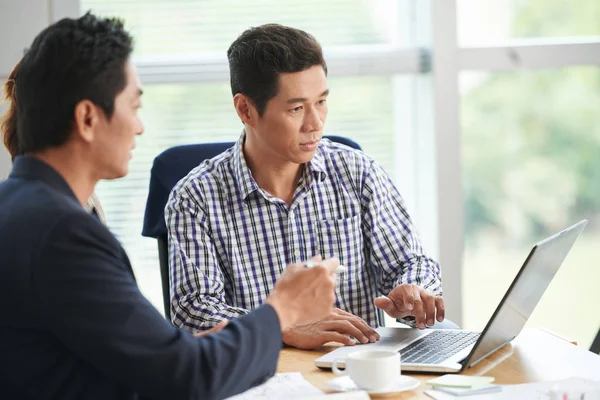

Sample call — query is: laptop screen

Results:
[462,220,587,370]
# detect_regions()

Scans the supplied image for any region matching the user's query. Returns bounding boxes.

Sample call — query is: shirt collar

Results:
[232,132,329,200]
[307,143,328,182]
[232,133,260,200]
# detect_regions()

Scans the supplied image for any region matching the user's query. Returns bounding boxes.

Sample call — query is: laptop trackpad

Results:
[376,327,428,348]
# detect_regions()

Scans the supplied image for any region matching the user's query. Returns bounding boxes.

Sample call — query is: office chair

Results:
[591,327,600,354]
[142,136,362,322]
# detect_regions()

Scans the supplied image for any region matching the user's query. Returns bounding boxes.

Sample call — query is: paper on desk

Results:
[298,392,370,400]
[225,373,322,400]
[425,377,600,400]
[227,372,354,400]
[225,372,369,400]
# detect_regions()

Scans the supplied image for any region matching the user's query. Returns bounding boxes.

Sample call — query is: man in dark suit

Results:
[0,12,338,400]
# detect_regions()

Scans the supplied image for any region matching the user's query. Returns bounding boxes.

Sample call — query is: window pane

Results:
[82,0,412,58]
[458,0,600,46]
[95,75,408,311]
[461,67,600,348]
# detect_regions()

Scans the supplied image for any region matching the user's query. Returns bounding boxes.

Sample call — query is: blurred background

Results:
[1,0,599,348]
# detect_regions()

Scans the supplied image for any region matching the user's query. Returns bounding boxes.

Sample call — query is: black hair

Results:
[227,23,327,116]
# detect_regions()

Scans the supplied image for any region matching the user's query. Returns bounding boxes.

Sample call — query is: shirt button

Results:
[294,250,300,257]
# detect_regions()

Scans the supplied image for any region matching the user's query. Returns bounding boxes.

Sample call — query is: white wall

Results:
[0,0,48,179]
[0,0,50,79]
[0,0,78,179]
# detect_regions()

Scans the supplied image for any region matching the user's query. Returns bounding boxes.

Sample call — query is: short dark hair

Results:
[12,12,133,155]
[227,24,327,116]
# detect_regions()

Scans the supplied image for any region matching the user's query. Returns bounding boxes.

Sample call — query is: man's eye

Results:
[291,106,303,112]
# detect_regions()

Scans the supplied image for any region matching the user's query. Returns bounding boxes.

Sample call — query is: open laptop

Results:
[315,220,587,373]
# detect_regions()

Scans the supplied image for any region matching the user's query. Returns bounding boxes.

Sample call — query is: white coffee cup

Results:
[332,349,401,391]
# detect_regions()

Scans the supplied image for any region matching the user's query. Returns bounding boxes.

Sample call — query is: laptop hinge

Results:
[467,337,514,368]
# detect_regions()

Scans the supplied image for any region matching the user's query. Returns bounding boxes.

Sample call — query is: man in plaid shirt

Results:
[166,24,447,349]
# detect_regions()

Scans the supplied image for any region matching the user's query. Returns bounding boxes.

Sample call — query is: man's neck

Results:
[243,139,303,206]
[31,148,97,207]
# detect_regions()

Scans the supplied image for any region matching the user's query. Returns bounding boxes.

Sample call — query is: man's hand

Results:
[266,257,338,331]
[193,320,228,338]
[282,308,380,350]
[374,284,445,329]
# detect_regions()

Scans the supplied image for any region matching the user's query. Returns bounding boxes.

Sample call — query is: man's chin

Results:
[295,151,318,164]
[102,167,129,181]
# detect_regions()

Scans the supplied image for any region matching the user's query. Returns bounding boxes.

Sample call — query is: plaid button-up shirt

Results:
[166,135,442,330]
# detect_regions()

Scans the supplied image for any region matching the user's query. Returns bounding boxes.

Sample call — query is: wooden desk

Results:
[277,328,600,399]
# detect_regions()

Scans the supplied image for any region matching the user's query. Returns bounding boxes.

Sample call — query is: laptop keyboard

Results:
[400,331,480,364]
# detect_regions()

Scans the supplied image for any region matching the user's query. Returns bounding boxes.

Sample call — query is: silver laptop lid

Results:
[461,220,587,370]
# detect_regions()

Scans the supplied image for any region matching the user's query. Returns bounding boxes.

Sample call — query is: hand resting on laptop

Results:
[282,308,380,350]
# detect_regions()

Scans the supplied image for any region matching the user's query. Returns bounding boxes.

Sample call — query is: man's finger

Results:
[374,296,396,314]
[412,287,426,329]
[422,292,437,327]
[435,296,445,322]
[319,331,356,347]
[321,320,368,343]
[327,312,378,342]
[399,285,415,311]
[350,315,380,341]
[332,308,378,339]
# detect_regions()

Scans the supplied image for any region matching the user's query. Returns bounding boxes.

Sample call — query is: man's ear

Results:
[233,93,259,127]
[73,100,99,143]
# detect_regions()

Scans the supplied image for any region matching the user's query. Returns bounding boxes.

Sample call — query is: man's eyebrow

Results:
[286,89,329,104]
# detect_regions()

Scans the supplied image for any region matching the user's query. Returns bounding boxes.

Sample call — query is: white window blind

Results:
[83,0,411,55]
[81,0,420,312]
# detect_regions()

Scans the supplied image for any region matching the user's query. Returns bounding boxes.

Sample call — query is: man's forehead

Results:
[124,61,143,93]
[279,66,325,81]
[126,81,143,99]
[283,89,329,104]
[118,82,142,99]
[277,76,328,99]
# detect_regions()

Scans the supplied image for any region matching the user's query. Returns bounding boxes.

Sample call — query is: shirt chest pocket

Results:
[316,215,363,276]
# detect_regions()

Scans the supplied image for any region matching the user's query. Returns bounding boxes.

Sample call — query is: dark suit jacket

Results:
[0,157,282,400]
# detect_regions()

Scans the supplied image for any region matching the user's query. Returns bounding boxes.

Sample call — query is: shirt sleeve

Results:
[34,211,281,400]
[360,160,443,298]
[166,182,250,331]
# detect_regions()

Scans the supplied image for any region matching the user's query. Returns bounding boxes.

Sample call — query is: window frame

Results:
[51,0,600,326]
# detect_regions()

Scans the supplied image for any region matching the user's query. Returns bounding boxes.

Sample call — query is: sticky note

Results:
[427,375,495,389]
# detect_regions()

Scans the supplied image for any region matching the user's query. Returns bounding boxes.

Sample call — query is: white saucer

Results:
[326,375,421,397]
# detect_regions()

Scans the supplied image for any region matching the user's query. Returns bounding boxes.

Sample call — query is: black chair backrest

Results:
[142,136,362,320]
[591,327,600,354]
